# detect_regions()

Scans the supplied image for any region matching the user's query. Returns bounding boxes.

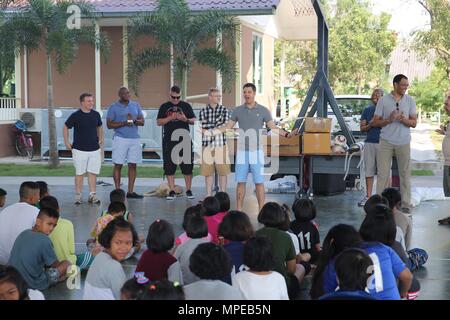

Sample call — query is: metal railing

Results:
[0,97,19,121]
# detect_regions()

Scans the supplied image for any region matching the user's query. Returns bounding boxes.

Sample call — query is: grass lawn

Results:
[429,129,444,162]
[411,169,435,176]
[0,164,200,178]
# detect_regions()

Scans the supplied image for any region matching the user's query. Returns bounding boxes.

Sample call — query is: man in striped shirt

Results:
[198,88,231,197]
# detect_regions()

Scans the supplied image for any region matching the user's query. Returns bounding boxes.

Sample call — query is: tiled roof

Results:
[7,0,280,13]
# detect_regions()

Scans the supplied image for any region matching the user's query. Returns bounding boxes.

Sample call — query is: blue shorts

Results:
[112,136,142,165]
[235,149,265,184]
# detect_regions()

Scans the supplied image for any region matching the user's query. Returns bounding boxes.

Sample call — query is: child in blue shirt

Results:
[319,248,377,300]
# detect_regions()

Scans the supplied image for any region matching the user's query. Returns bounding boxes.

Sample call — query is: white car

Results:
[328,95,372,140]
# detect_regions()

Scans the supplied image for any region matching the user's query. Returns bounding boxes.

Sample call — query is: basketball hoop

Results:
[290,0,315,17]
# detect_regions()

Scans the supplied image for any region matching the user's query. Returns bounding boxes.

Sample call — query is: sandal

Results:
[438,216,450,225]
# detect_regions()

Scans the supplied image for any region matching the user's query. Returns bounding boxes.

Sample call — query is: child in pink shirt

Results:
[175,205,212,248]
[203,193,229,244]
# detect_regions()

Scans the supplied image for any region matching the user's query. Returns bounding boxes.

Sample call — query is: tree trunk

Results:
[181,64,188,100]
[47,54,59,167]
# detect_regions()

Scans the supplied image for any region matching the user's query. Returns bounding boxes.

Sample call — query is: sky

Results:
[369,0,431,37]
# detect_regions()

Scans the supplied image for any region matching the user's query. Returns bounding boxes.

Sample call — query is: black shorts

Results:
[162,139,193,176]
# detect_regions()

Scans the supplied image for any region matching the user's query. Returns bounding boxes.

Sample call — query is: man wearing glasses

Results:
[373,74,417,215]
[157,85,196,200]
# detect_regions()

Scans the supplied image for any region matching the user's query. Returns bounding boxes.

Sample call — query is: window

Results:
[252,34,263,94]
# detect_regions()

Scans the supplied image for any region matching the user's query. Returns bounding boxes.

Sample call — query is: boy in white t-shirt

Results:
[0,182,40,265]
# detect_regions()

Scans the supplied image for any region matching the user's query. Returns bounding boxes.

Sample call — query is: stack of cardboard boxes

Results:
[302,117,332,154]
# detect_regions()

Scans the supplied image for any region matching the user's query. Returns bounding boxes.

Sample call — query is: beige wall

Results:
[239,24,275,111]
[27,43,95,108]
[101,27,124,108]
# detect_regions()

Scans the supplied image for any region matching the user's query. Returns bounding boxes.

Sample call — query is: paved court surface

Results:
[1,174,450,300]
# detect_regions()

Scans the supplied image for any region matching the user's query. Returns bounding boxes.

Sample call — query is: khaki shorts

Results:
[200,145,231,176]
[363,142,379,177]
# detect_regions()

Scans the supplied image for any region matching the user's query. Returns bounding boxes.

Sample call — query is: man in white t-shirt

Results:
[0,182,40,265]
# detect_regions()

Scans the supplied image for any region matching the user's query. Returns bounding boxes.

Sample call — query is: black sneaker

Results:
[127,192,144,199]
[186,190,195,199]
[166,190,176,200]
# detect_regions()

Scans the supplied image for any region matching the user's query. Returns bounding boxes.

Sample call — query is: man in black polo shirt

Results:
[157,86,196,200]
[63,93,104,205]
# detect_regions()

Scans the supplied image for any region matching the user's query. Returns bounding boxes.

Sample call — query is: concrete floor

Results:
[1,176,450,300]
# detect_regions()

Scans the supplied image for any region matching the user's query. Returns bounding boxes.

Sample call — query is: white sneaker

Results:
[357,196,368,207]
[88,193,101,204]
[75,194,83,205]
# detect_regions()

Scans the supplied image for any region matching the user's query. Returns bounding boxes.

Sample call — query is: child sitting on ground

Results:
[120,272,149,300]
[137,280,185,300]
[256,202,305,299]
[290,199,321,263]
[136,219,181,283]
[174,215,210,285]
[174,205,212,249]
[202,196,227,244]
[42,196,99,271]
[84,218,138,300]
[218,210,254,284]
[319,248,376,300]
[99,189,134,223]
[8,207,71,291]
[233,236,289,300]
[91,202,127,241]
[310,224,362,300]
[0,265,45,300]
[183,243,243,300]
[280,204,314,275]
[0,188,6,208]
[361,203,420,300]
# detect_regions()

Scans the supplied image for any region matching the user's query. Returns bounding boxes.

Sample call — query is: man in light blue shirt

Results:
[106,87,145,199]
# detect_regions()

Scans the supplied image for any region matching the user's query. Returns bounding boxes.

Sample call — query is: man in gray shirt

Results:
[373,74,417,214]
[204,83,295,211]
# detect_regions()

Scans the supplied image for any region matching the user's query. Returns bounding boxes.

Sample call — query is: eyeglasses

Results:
[170,95,181,100]
[396,102,399,111]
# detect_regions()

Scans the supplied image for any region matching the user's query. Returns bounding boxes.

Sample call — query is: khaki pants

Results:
[376,139,411,209]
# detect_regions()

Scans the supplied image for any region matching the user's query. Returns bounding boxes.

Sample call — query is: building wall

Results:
[101,27,125,108]
[240,24,275,112]
[0,123,16,157]
[23,21,274,111]
[27,43,95,108]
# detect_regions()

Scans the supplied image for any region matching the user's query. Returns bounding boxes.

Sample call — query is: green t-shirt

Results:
[49,218,76,265]
[255,227,296,286]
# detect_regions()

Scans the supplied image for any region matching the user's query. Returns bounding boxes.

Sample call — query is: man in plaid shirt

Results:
[198,88,231,196]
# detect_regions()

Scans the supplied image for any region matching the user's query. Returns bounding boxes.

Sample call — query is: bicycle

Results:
[13,120,34,160]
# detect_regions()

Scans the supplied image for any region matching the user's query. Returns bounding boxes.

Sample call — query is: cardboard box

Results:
[304,117,332,133]
[302,133,331,154]
[263,135,301,156]
[263,135,301,146]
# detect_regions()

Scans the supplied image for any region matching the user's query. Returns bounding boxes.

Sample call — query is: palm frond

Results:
[128,47,170,95]
[188,10,239,50]
[127,13,172,47]
[194,47,237,92]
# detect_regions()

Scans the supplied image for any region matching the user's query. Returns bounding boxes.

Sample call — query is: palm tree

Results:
[3,0,110,167]
[127,0,238,99]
